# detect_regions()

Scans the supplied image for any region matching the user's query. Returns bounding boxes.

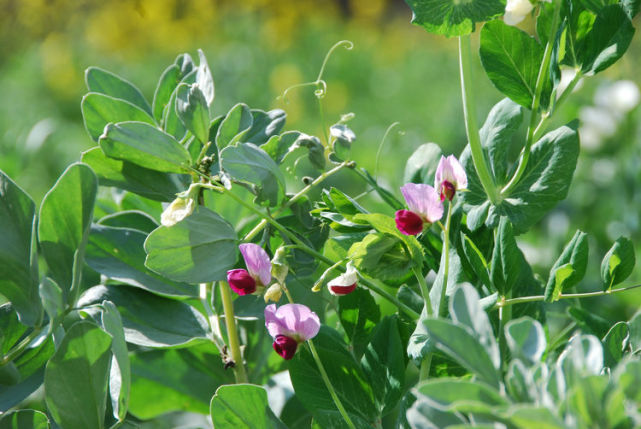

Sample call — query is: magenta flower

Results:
[434,155,467,201]
[226,243,272,295]
[327,264,358,296]
[395,183,443,235]
[265,303,320,360]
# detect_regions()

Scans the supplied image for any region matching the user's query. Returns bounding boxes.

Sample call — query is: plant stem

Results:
[502,0,562,196]
[413,267,432,317]
[419,202,453,381]
[219,281,248,383]
[307,339,356,429]
[493,283,641,309]
[458,34,499,205]
[242,161,351,242]
[222,187,420,320]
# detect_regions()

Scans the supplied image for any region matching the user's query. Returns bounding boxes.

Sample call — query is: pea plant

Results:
[2,0,641,428]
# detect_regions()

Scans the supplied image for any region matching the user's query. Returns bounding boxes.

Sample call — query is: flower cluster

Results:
[395,155,467,236]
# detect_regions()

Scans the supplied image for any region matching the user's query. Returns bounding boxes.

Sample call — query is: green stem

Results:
[502,0,562,196]
[222,187,419,320]
[307,339,356,429]
[242,161,351,242]
[494,283,641,309]
[413,267,432,317]
[458,34,499,205]
[419,203,453,381]
[219,281,248,383]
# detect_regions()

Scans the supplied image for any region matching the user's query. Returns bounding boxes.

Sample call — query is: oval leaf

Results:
[601,236,635,291]
[210,384,287,429]
[44,321,112,429]
[86,66,152,116]
[405,0,505,37]
[505,317,546,364]
[0,409,50,429]
[82,93,155,142]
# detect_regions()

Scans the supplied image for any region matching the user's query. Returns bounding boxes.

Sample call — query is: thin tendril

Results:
[374,122,402,180]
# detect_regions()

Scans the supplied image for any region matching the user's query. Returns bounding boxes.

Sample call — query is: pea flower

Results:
[160,197,195,227]
[504,0,534,25]
[327,263,358,296]
[395,183,444,236]
[265,303,320,360]
[264,283,283,303]
[435,155,467,201]
[226,243,271,295]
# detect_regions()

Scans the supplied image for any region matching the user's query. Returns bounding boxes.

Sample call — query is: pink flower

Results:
[395,183,443,235]
[226,243,272,295]
[327,264,358,296]
[434,155,467,201]
[265,303,320,360]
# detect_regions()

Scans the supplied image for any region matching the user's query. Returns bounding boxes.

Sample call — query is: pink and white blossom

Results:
[434,155,467,201]
[395,183,443,236]
[265,303,321,360]
[327,264,358,296]
[226,243,272,295]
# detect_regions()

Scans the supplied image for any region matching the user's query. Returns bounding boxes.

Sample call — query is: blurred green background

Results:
[1,0,641,318]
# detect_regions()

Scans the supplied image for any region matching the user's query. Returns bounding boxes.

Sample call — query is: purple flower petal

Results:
[395,209,424,235]
[447,155,468,190]
[327,264,359,296]
[227,269,257,295]
[273,335,298,360]
[400,184,444,223]
[264,303,320,342]
[239,243,272,286]
[435,155,467,191]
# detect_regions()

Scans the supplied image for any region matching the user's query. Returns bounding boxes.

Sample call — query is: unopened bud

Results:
[264,283,283,303]
[161,197,195,226]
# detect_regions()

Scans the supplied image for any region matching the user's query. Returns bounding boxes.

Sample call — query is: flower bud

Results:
[264,283,283,303]
[226,269,256,295]
[271,247,289,284]
[160,197,195,226]
[327,263,359,296]
[272,335,298,360]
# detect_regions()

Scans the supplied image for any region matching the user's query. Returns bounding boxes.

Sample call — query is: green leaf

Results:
[423,318,501,388]
[101,301,131,423]
[544,230,588,302]
[39,277,64,326]
[82,93,155,142]
[579,5,635,74]
[361,316,405,415]
[153,53,195,122]
[602,321,628,367]
[196,49,215,107]
[86,224,197,298]
[348,233,414,286]
[85,66,152,116]
[260,131,302,164]
[81,147,188,202]
[98,210,158,234]
[0,410,49,429]
[405,0,504,37]
[480,20,550,109]
[403,142,443,184]
[216,103,254,149]
[415,378,508,413]
[45,321,112,429]
[175,83,210,144]
[244,108,287,145]
[490,218,523,295]
[338,288,381,359]
[144,206,237,283]
[449,284,499,368]
[99,121,192,174]
[38,163,97,295]
[210,384,287,429]
[503,406,566,429]
[220,143,285,206]
[628,310,641,353]
[78,285,209,348]
[288,327,378,424]
[601,236,635,290]
[505,317,546,364]
[0,170,40,326]
[461,233,492,290]
[0,304,27,355]
[128,343,233,419]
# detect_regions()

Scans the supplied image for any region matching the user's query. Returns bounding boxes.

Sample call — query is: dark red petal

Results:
[395,210,424,236]
[440,181,456,201]
[273,335,298,360]
[227,269,257,295]
[329,283,357,296]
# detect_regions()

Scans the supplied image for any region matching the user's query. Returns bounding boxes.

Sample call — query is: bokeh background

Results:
[1,0,641,319]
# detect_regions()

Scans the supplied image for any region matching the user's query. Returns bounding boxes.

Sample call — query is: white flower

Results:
[160,197,195,226]
[504,0,534,25]
[594,80,641,115]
